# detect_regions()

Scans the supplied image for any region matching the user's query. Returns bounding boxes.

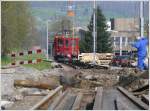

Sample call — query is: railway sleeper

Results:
[54,93,76,110]
[93,87,149,110]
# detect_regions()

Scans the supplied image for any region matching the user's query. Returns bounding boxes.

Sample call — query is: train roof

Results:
[54,34,79,39]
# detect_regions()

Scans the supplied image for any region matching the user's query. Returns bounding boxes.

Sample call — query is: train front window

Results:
[58,39,63,46]
[66,40,69,47]
[70,40,76,47]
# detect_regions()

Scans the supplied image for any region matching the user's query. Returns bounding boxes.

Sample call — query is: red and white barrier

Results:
[11,49,42,57]
[10,49,43,66]
[11,59,42,66]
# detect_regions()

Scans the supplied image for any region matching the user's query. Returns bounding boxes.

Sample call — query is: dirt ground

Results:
[1,62,149,110]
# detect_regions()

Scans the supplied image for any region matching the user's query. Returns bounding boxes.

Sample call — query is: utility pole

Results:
[93,0,96,64]
[140,1,144,37]
[120,37,122,56]
[67,0,75,54]
[46,20,50,60]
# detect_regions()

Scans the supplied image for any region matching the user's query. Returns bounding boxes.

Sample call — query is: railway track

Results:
[29,86,149,110]
[60,60,109,69]
[2,61,148,110]
[93,86,149,110]
[30,86,95,110]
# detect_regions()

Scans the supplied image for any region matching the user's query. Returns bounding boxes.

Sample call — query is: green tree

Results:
[1,2,37,56]
[2,2,18,55]
[80,6,112,53]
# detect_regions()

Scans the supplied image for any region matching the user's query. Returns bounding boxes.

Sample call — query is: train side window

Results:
[70,40,76,46]
[58,39,63,46]
[66,40,69,47]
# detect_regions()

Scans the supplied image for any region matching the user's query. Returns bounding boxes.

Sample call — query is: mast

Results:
[67,0,75,54]
[93,0,96,64]
[140,1,144,37]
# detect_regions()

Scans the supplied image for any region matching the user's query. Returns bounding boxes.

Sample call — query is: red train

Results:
[53,32,79,62]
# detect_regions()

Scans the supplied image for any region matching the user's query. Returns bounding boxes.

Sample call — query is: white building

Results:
[109,18,140,56]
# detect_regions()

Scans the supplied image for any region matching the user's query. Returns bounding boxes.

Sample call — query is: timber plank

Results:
[48,90,68,110]
[114,97,132,110]
[72,93,83,110]
[30,86,62,110]
[141,95,149,105]
[132,84,149,92]
[117,86,149,110]
[55,93,76,110]
[93,87,103,110]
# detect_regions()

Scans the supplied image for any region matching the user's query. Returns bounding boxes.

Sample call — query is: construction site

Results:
[1,0,149,110]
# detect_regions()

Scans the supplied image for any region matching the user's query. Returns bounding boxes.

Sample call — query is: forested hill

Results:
[29,1,149,27]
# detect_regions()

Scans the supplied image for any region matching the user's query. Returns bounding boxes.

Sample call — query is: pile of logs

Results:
[79,53,113,65]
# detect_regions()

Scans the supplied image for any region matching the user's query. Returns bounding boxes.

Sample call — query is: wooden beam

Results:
[93,87,103,110]
[30,86,62,110]
[132,84,149,92]
[72,93,83,110]
[133,91,147,96]
[141,95,149,105]
[14,80,57,89]
[62,94,76,110]
[117,86,148,110]
[114,97,132,110]
[25,93,47,96]
[71,88,96,93]
[48,90,68,110]
[55,93,76,110]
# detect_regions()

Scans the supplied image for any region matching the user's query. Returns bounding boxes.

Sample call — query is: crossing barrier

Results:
[10,49,43,66]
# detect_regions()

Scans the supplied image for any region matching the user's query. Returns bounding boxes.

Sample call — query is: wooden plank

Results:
[132,84,149,92]
[62,94,76,110]
[55,93,76,110]
[93,87,103,110]
[101,88,142,110]
[72,93,83,110]
[14,80,57,90]
[25,93,47,96]
[114,97,132,110]
[141,95,149,105]
[117,86,149,110]
[71,87,96,93]
[30,86,62,110]
[48,90,68,110]
[133,91,147,96]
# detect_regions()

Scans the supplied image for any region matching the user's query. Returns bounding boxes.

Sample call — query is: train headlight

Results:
[67,54,71,58]
[57,52,60,55]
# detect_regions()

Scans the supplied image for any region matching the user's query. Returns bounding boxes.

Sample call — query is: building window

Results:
[128,38,134,45]
[115,37,120,46]
[58,39,63,46]
[113,37,129,47]
[122,37,127,46]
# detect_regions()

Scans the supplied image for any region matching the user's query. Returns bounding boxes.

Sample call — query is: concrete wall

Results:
[114,18,140,32]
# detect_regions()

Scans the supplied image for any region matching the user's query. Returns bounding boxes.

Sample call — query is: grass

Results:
[1,53,52,70]
[23,61,52,71]
[16,54,45,61]
[1,56,11,66]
